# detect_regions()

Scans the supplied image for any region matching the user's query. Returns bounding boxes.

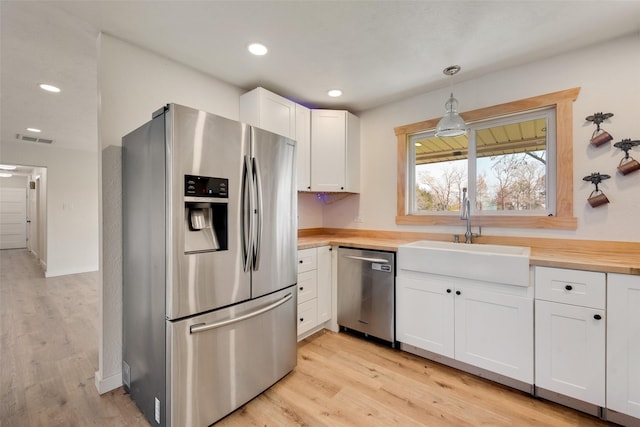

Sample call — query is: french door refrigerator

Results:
[122,104,297,427]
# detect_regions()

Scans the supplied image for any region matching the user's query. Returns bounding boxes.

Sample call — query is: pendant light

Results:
[435,65,466,137]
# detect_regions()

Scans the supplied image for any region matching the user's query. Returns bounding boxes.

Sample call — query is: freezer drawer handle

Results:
[189,293,293,334]
[343,255,390,264]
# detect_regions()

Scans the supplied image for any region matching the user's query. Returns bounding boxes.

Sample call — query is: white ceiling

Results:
[1,1,640,153]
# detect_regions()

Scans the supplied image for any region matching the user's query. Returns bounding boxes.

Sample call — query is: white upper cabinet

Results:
[241,89,360,193]
[311,109,360,193]
[240,87,296,138]
[295,103,311,191]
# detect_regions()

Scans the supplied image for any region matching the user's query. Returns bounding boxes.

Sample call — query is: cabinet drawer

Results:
[297,299,317,335]
[297,248,317,273]
[297,270,317,303]
[535,267,605,309]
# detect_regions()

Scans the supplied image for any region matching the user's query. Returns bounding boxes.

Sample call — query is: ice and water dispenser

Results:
[184,174,228,253]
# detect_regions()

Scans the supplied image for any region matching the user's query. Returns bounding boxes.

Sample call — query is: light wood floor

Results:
[1,249,615,426]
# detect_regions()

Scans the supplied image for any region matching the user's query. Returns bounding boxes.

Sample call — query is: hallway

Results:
[0,249,145,426]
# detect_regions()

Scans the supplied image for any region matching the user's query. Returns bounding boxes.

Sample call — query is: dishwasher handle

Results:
[343,255,390,264]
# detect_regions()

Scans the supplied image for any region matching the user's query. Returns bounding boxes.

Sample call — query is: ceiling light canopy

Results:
[328,89,342,97]
[435,65,467,138]
[248,43,268,56]
[39,83,61,93]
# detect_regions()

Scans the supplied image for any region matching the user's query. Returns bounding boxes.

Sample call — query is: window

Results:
[409,108,556,216]
[395,88,580,229]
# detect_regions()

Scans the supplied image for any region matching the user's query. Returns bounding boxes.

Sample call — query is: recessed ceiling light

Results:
[328,89,342,97]
[415,142,422,147]
[39,83,61,93]
[0,173,13,178]
[248,43,268,56]
[27,127,41,133]
[0,165,17,170]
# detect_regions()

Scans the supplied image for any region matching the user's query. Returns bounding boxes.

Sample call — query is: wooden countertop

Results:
[297,229,640,276]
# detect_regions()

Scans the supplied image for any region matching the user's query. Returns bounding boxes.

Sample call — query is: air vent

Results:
[15,133,54,144]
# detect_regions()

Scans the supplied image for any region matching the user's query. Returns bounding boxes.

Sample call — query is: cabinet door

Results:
[455,284,533,384]
[240,87,296,138]
[535,300,605,406]
[311,110,346,192]
[258,89,295,138]
[316,246,332,323]
[296,104,311,191]
[607,273,640,418]
[396,273,454,358]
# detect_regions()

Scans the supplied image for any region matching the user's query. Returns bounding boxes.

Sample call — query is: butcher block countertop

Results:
[298,228,640,276]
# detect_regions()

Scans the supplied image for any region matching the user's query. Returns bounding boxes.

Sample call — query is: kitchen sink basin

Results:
[397,240,531,286]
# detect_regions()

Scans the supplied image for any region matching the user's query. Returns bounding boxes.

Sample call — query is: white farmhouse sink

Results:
[397,240,531,286]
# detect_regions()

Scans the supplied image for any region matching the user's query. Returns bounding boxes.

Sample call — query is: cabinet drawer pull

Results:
[456,290,461,296]
[594,314,602,320]
[446,289,452,293]
[299,260,304,264]
[565,284,573,291]
[299,317,304,322]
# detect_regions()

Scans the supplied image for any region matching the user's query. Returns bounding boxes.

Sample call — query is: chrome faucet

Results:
[460,187,479,244]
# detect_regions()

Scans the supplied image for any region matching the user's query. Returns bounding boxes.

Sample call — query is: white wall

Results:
[0,144,99,275]
[319,32,640,243]
[96,33,244,393]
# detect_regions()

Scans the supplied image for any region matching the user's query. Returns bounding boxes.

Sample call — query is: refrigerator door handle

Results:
[189,293,293,334]
[252,156,263,271]
[241,155,252,272]
[343,255,390,264]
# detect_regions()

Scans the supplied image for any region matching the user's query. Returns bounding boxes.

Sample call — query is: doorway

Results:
[0,164,47,267]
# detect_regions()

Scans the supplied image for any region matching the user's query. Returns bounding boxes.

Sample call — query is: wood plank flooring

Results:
[1,249,616,426]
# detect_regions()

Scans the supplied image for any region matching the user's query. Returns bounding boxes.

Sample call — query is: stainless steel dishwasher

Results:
[337,247,395,344]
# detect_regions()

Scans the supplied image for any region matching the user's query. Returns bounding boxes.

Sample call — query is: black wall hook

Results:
[585,112,614,132]
[613,138,640,160]
[582,172,611,192]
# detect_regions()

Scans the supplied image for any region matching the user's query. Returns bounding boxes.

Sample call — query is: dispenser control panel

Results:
[185,175,228,198]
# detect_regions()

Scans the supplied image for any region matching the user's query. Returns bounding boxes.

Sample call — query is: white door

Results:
[396,273,455,357]
[0,188,27,249]
[607,273,640,418]
[455,284,534,383]
[535,299,605,406]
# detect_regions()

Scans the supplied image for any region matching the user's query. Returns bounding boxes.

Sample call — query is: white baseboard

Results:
[94,370,122,395]
[45,265,98,277]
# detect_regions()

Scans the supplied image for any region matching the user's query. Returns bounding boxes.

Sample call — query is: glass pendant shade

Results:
[435,93,467,137]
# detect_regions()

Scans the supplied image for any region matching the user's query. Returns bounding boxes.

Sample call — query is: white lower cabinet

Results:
[296,246,332,338]
[396,271,533,384]
[396,274,455,357]
[455,283,533,382]
[534,266,606,407]
[535,300,605,406]
[607,273,640,419]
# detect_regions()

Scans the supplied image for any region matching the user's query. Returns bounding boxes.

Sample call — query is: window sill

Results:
[396,214,577,230]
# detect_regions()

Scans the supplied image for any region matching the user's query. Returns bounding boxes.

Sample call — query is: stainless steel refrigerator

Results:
[122,104,297,427]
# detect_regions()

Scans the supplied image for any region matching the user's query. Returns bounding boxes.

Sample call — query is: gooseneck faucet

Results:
[460,187,474,244]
